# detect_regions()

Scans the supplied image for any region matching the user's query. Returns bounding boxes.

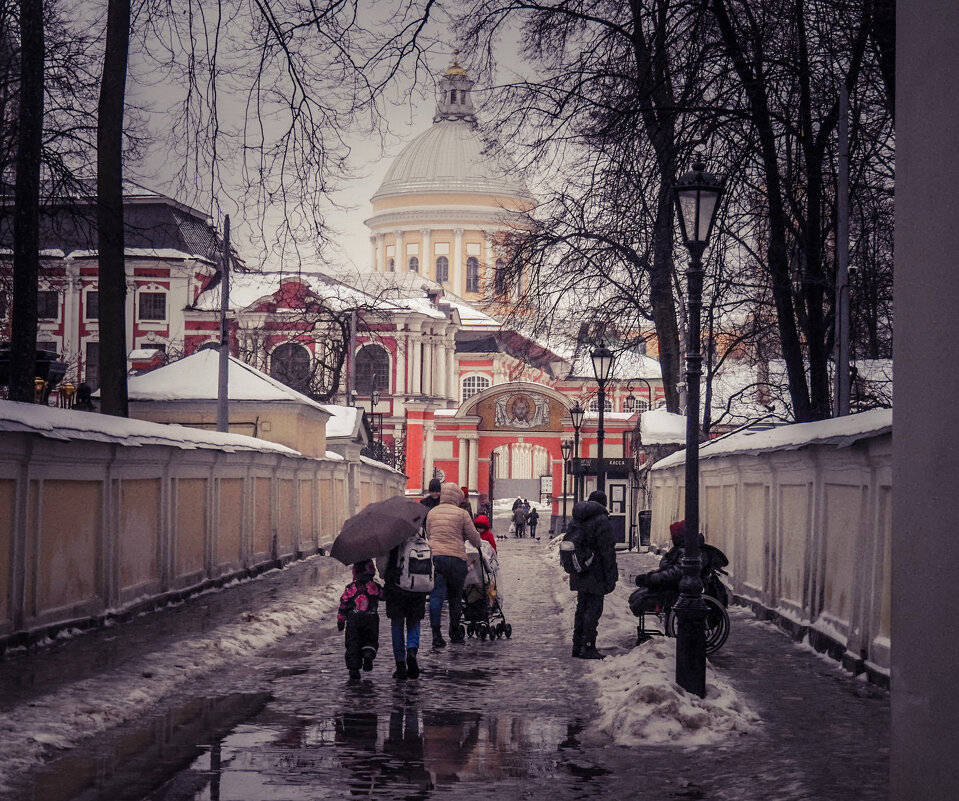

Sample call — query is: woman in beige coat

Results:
[425,482,483,646]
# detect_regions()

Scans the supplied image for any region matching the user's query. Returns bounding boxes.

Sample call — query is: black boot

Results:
[431,625,446,648]
[362,647,375,672]
[571,645,582,658]
[579,642,606,660]
[392,660,408,680]
[406,648,420,679]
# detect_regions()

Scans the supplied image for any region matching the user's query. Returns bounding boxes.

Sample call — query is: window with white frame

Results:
[589,397,613,413]
[84,290,98,320]
[409,256,419,272]
[138,292,166,321]
[461,374,490,402]
[624,396,649,413]
[436,256,449,283]
[494,259,507,295]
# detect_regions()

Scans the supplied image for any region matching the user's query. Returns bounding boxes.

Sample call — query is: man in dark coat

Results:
[421,478,442,512]
[569,490,618,659]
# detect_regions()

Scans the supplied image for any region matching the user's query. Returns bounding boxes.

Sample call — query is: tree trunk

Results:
[8,0,44,403]
[96,0,131,417]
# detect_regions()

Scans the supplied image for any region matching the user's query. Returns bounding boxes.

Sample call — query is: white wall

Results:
[649,431,891,680]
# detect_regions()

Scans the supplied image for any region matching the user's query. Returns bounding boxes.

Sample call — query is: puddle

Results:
[16,692,271,801]
[137,706,603,800]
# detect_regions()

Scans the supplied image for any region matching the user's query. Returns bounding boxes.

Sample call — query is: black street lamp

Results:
[561,438,573,532]
[570,401,585,505]
[590,341,615,495]
[673,157,724,697]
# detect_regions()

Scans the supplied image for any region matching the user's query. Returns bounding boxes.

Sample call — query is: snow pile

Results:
[0,562,346,794]
[543,535,758,746]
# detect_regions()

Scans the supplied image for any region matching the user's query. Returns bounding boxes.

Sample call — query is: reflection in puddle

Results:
[144,707,594,800]
[20,693,271,801]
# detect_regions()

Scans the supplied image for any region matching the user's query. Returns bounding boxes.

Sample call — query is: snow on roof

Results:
[121,349,330,413]
[320,404,362,439]
[651,408,892,470]
[434,408,457,416]
[450,301,501,329]
[66,248,204,261]
[129,348,165,361]
[641,408,687,445]
[568,348,663,381]
[0,399,301,455]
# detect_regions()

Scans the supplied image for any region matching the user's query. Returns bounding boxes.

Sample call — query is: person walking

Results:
[527,506,539,539]
[459,486,474,517]
[512,504,528,538]
[376,546,428,681]
[421,478,442,512]
[472,514,497,552]
[425,483,484,646]
[569,490,618,659]
[336,560,384,680]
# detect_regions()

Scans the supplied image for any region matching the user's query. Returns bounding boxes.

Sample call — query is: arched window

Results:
[466,256,480,293]
[461,374,490,402]
[494,259,507,295]
[356,344,390,394]
[270,342,312,393]
[624,396,650,413]
[436,256,449,283]
[450,89,457,103]
[387,257,395,272]
[409,256,419,272]
[589,397,613,413]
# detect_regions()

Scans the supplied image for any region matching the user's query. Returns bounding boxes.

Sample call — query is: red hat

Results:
[473,514,491,529]
[461,486,469,496]
[670,520,687,538]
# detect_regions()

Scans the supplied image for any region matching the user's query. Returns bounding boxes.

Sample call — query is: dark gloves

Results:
[337,621,345,632]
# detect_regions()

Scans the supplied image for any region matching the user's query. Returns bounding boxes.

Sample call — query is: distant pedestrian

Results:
[459,486,474,518]
[568,491,618,659]
[512,505,528,538]
[376,545,428,681]
[425,483,484,645]
[527,507,539,539]
[421,478,442,513]
[512,497,523,512]
[337,560,383,680]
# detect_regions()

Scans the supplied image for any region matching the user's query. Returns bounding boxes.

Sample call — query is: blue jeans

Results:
[391,618,421,662]
[429,555,468,634]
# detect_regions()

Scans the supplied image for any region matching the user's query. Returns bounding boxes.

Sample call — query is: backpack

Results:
[395,529,434,593]
[559,520,595,575]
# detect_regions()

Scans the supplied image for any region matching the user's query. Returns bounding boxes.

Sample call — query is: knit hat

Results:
[352,559,375,579]
[461,486,470,497]
[473,514,491,530]
[427,478,442,493]
[670,520,687,541]
[588,490,607,507]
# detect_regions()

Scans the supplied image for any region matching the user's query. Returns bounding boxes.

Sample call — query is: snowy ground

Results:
[0,531,759,794]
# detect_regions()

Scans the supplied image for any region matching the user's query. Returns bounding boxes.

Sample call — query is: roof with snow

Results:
[119,349,330,414]
[320,404,363,439]
[651,408,892,470]
[0,399,301,455]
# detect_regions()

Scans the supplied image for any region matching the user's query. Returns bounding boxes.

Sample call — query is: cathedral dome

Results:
[371,119,530,203]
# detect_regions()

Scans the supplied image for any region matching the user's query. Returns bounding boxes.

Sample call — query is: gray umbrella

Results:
[330,496,428,565]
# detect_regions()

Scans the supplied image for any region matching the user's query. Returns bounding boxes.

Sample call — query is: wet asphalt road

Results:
[4,517,889,801]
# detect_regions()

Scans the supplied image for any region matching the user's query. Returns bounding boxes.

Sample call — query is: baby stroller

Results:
[459,544,512,640]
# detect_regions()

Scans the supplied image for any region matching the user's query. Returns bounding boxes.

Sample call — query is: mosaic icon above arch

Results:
[470,389,564,432]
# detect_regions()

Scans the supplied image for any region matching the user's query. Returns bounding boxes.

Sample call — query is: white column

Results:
[468,435,480,490]
[395,333,406,395]
[395,229,405,271]
[436,336,447,400]
[448,345,457,401]
[125,277,136,356]
[457,435,469,487]
[484,233,495,297]
[452,228,464,296]
[421,228,432,281]
[370,235,379,272]
[411,332,422,394]
[63,266,80,369]
[424,420,436,484]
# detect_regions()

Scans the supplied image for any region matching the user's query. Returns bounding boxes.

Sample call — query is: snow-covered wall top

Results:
[0,400,301,456]
[641,408,687,445]
[651,407,892,470]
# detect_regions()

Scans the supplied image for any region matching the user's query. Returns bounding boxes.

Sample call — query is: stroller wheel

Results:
[467,623,475,638]
[479,626,488,641]
[504,623,513,639]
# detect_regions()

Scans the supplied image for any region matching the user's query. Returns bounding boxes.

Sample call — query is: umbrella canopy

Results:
[330,496,427,565]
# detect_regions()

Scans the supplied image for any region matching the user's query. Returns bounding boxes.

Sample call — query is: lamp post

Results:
[673,157,724,697]
[590,341,615,495]
[561,438,573,533]
[570,401,585,505]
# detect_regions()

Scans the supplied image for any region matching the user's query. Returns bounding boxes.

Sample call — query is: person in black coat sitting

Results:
[634,519,724,592]
[569,491,618,660]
